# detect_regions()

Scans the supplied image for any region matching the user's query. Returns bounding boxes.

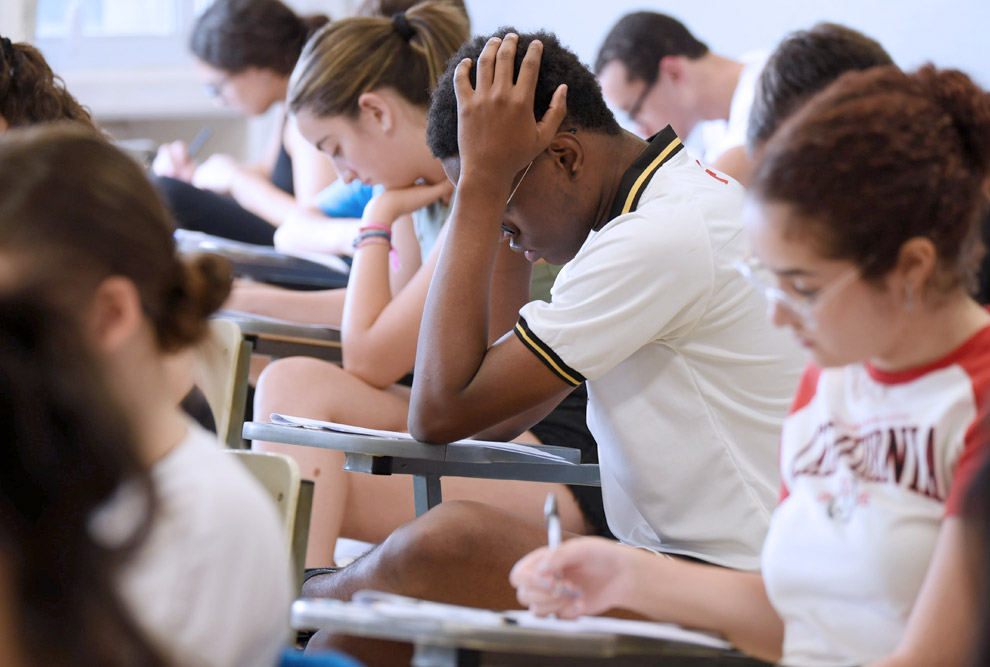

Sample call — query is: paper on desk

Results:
[504,610,731,649]
[347,591,730,649]
[268,413,571,463]
[351,590,505,626]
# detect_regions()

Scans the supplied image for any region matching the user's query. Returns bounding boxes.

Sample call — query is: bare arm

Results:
[273,207,362,257]
[709,145,751,186]
[871,517,980,667]
[408,35,574,443]
[191,114,338,227]
[223,281,346,326]
[341,184,449,388]
[510,538,784,662]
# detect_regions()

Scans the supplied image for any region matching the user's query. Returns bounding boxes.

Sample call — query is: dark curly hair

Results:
[752,64,990,294]
[0,39,99,132]
[747,22,894,152]
[594,12,707,82]
[426,28,621,160]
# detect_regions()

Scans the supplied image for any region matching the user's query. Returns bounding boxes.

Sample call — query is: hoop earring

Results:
[904,283,914,312]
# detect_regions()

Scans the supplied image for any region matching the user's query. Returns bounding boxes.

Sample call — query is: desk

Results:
[290,598,769,667]
[176,229,349,290]
[215,310,343,364]
[242,421,600,517]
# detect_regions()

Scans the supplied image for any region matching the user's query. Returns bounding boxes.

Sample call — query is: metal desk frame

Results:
[242,421,600,517]
[290,598,768,666]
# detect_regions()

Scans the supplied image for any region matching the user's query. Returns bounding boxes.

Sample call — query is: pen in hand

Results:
[186,125,213,159]
[543,492,563,617]
[544,491,561,551]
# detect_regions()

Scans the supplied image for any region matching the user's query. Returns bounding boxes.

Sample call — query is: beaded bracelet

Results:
[352,227,400,271]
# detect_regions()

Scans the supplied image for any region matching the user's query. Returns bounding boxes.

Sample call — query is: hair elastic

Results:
[391,12,416,42]
[0,37,16,77]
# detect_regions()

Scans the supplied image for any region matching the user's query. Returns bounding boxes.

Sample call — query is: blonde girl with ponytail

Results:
[251,2,602,569]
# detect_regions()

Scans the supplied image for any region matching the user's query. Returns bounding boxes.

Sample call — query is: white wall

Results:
[465,0,990,88]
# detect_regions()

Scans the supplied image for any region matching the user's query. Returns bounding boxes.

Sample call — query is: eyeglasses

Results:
[734,254,862,331]
[627,76,657,125]
[500,160,535,240]
[506,160,534,209]
[204,74,232,99]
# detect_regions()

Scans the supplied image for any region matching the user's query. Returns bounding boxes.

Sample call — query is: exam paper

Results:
[268,413,572,463]
[504,610,731,649]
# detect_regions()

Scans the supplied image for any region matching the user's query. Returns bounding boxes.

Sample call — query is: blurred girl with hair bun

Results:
[0,125,292,667]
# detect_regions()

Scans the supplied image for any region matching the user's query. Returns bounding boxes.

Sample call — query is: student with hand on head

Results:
[0,295,168,667]
[595,11,764,183]
[250,3,609,569]
[0,126,292,667]
[512,63,990,667]
[154,0,339,246]
[297,32,803,657]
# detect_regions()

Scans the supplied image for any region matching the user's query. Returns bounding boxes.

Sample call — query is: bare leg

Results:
[303,500,559,607]
[303,501,571,665]
[253,357,412,566]
[254,357,588,566]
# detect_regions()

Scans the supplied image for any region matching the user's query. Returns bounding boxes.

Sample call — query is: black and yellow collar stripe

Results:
[514,317,585,387]
[608,125,683,219]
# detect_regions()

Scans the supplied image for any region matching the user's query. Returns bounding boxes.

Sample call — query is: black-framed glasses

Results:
[627,76,657,124]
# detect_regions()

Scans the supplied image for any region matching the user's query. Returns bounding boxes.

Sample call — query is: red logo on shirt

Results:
[791,421,943,501]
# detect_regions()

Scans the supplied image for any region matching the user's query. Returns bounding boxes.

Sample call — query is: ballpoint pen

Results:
[543,491,563,618]
[186,125,213,159]
[544,492,561,551]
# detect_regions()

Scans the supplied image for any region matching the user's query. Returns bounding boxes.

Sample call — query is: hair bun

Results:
[916,64,990,176]
[157,253,232,351]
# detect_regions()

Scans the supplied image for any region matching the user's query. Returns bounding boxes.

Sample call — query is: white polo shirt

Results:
[515,127,804,570]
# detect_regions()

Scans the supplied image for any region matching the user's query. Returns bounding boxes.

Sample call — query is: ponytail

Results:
[288,0,469,118]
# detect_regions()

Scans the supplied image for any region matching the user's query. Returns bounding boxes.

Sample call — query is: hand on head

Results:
[453,33,568,183]
[509,536,635,619]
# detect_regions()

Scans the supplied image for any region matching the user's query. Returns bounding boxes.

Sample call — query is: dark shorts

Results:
[530,385,613,539]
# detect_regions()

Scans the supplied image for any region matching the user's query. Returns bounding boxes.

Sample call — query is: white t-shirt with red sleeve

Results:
[762,325,990,666]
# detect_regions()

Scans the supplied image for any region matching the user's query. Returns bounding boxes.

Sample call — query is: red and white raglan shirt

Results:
[762,326,990,666]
